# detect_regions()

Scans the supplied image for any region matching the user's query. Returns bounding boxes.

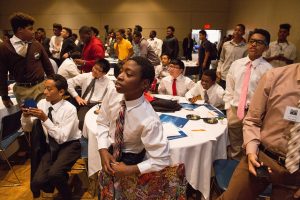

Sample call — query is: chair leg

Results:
[0,151,21,187]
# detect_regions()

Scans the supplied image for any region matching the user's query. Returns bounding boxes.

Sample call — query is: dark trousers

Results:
[217,151,300,200]
[218,79,226,90]
[30,120,81,199]
[78,103,97,130]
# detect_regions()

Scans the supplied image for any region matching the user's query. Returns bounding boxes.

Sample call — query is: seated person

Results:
[67,59,115,130]
[96,56,170,179]
[21,74,81,200]
[185,69,225,108]
[57,51,81,80]
[155,53,171,83]
[158,58,195,97]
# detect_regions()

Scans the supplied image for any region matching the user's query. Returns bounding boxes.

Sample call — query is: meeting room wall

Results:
[227,0,300,62]
[0,0,230,55]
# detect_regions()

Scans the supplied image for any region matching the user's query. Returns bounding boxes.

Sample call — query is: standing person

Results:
[162,26,179,60]
[49,23,63,65]
[182,32,194,60]
[197,30,215,78]
[217,24,248,89]
[36,27,51,56]
[114,29,133,63]
[96,56,169,180]
[74,26,105,73]
[126,28,133,44]
[264,23,297,68]
[21,74,81,200]
[0,12,54,107]
[147,30,163,57]
[223,29,272,160]
[60,27,77,62]
[67,59,115,130]
[132,31,160,66]
[217,63,300,200]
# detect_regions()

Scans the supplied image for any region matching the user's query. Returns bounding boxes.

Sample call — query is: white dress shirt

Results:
[49,35,63,59]
[147,37,163,57]
[185,81,225,108]
[264,40,297,67]
[223,56,272,109]
[217,40,248,80]
[57,58,80,79]
[158,74,195,97]
[155,64,170,82]
[21,99,81,144]
[10,35,29,56]
[96,88,170,174]
[68,72,115,103]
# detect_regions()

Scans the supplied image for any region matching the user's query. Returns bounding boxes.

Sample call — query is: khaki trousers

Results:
[227,106,245,160]
[13,81,45,105]
[217,151,300,200]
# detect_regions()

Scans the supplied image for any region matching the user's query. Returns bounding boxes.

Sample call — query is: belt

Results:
[16,79,44,87]
[259,144,286,167]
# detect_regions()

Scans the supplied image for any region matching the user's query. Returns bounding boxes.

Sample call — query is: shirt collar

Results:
[230,39,246,46]
[245,56,264,69]
[11,35,23,44]
[47,99,64,112]
[173,74,184,80]
[276,40,289,45]
[123,94,144,112]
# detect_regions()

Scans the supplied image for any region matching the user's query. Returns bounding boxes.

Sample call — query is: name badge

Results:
[283,106,300,122]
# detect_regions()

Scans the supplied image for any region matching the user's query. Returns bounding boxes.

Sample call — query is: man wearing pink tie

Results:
[223,29,272,160]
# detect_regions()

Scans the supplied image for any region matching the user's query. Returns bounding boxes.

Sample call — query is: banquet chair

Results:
[211,159,272,199]
[99,163,187,200]
[0,110,23,187]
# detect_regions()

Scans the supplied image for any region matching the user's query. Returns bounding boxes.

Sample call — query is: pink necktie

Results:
[237,61,252,120]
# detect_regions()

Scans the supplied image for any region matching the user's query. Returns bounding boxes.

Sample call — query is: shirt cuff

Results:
[224,102,231,110]
[97,136,111,150]
[246,140,260,155]
[137,160,152,174]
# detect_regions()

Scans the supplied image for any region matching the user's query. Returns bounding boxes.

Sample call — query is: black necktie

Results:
[48,107,59,161]
[82,78,96,102]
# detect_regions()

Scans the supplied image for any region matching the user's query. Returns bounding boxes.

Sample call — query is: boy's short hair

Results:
[53,23,62,30]
[70,51,81,59]
[79,26,92,34]
[249,28,271,46]
[236,24,246,32]
[160,53,170,59]
[202,69,217,82]
[128,56,155,85]
[71,33,78,39]
[170,59,185,70]
[95,59,110,73]
[150,30,157,37]
[47,74,68,93]
[62,27,72,37]
[199,30,207,37]
[167,26,175,32]
[10,12,35,33]
[279,23,291,31]
[37,27,45,33]
[90,26,99,36]
[135,25,143,33]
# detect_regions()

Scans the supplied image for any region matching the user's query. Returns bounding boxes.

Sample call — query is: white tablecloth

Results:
[82,96,228,200]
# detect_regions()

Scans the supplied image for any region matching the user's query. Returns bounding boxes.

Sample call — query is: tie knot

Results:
[120,100,126,108]
[48,107,54,112]
[247,61,252,68]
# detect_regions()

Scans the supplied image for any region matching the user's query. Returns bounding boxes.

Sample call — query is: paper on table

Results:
[162,122,183,137]
[194,105,218,118]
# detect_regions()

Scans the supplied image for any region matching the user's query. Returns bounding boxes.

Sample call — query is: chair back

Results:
[0,110,22,142]
[99,164,187,200]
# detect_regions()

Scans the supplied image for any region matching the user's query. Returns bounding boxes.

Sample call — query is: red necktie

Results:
[172,79,177,96]
[237,61,252,120]
[113,100,126,161]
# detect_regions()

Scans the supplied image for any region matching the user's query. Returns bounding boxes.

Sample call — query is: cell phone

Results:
[23,99,37,108]
[255,165,270,179]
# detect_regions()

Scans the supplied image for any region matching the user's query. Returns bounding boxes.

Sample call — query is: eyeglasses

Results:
[248,39,267,46]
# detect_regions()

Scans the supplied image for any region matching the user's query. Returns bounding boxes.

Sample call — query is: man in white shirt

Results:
[49,23,63,65]
[185,69,224,108]
[217,24,248,89]
[57,51,81,80]
[264,23,297,67]
[158,59,195,97]
[155,53,171,82]
[223,29,272,160]
[21,74,81,200]
[147,30,163,57]
[68,59,114,130]
[96,56,169,178]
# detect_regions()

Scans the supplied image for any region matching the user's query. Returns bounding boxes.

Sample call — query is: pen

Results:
[191,129,206,132]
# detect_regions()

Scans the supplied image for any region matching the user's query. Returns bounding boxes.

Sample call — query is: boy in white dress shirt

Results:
[185,69,224,108]
[223,29,272,160]
[21,74,81,199]
[96,56,170,178]
[67,59,115,130]
[158,58,195,96]
[155,53,171,82]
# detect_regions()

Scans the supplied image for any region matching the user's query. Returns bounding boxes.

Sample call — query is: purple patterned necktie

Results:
[113,100,126,161]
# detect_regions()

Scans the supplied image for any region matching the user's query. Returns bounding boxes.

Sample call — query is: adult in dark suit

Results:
[36,27,51,57]
[182,32,194,60]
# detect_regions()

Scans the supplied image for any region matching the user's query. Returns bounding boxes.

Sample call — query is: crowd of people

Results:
[0,11,299,200]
